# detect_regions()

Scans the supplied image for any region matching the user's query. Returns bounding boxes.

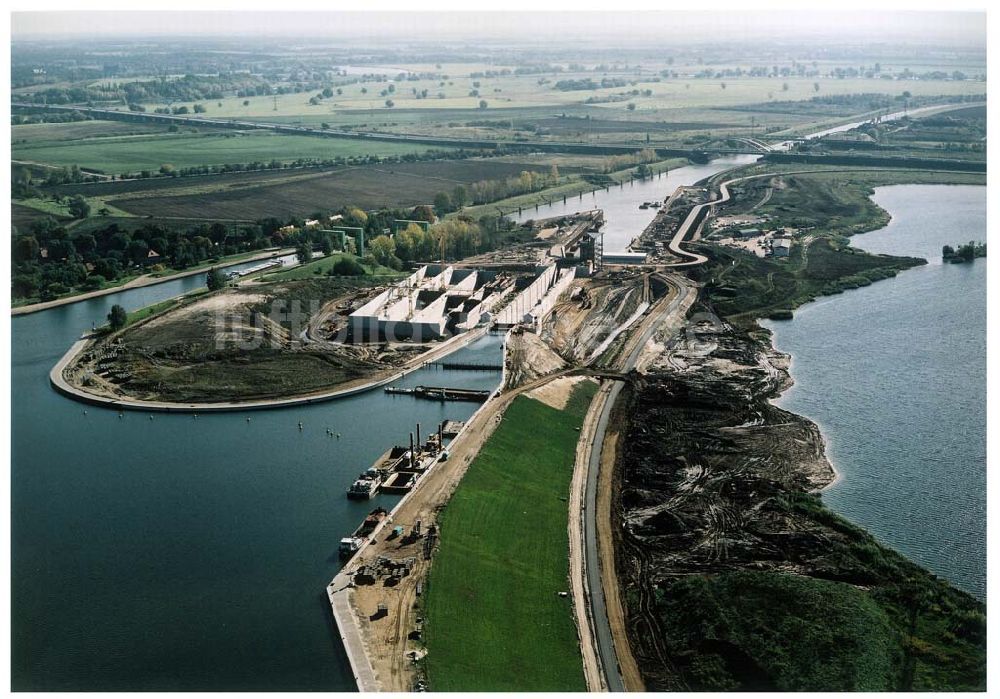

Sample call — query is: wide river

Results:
[764,184,987,600]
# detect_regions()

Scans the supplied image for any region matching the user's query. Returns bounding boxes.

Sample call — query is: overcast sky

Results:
[11,11,987,45]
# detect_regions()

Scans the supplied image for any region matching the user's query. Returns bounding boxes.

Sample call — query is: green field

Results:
[11,130,454,173]
[261,252,399,281]
[423,380,596,691]
[132,75,983,123]
[11,119,167,144]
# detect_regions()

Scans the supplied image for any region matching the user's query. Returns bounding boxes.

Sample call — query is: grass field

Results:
[260,252,399,281]
[125,75,983,123]
[11,119,168,144]
[11,130,455,173]
[423,380,597,691]
[656,571,901,691]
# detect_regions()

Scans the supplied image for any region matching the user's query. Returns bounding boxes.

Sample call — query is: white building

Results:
[348,265,507,342]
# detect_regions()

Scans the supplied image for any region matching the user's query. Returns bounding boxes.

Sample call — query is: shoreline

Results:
[759,182,986,597]
[50,324,490,412]
[12,247,296,316]
[761,181,986,492]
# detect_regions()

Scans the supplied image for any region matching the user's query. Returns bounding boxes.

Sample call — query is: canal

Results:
[11,256,502,691]
[514,154,760,252]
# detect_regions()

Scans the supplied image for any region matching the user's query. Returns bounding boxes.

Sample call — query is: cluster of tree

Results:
[90,147,474,182]
[466,167,560,205]
[554,77,630,91]
[432,185,469,214]
[12,194,522,300]
[942,241,986,263]
[12,164,100,198]
[600,148,659,174]
[11,217,275,301]
[469,69,513,79]
[365,215,515,270]
[11,110,91,125]
[26,73,304,107]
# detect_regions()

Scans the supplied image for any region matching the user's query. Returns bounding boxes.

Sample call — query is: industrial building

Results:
[348,265,510,342]
[772,238,792,257]
[602,251,650,265]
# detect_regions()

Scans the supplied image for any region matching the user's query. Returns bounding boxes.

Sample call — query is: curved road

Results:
[579,274,697,692]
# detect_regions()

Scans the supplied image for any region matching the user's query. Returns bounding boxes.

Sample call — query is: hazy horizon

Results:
[11,10,986,46]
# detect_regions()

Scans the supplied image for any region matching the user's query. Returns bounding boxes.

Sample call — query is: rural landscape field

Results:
[10,8,989,696]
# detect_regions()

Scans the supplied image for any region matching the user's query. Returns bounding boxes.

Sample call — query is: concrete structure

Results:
[349,265,508,342]
[493,264,572,330]
[329,226,365,256]
[602,251,649,265]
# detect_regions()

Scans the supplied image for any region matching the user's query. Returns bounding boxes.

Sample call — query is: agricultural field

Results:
[53,158,572,221]
[123,74,984,120]
[423,379,597,691]
[11,129,455,174]
[11,119,167,144]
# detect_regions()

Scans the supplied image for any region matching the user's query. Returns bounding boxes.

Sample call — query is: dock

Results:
[429,361,503,371]
[384,385,491,403]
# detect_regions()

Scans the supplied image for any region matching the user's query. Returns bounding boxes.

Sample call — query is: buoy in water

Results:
[336,433,341,439]
[149,415,154,420]
[247,417,251,423]
[298,422,303,430]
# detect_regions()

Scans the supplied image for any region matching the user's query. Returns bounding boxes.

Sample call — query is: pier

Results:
[428,361,503,372]
[383,385,491,403]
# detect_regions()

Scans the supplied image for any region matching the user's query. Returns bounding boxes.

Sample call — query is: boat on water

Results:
[347,469,382,499]
[339,507,390,559]
[338,536,364,558]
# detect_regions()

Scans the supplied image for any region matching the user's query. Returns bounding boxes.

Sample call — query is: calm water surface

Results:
[515,154,759,252]
[764,185,986,600]
[11,257,502,690]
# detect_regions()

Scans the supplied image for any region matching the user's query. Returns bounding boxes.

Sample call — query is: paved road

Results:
[579,273,696,692]
[583,380,627,692]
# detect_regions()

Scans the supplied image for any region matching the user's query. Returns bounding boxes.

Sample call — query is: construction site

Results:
[326,250,698,690]
[347,265,510,342]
